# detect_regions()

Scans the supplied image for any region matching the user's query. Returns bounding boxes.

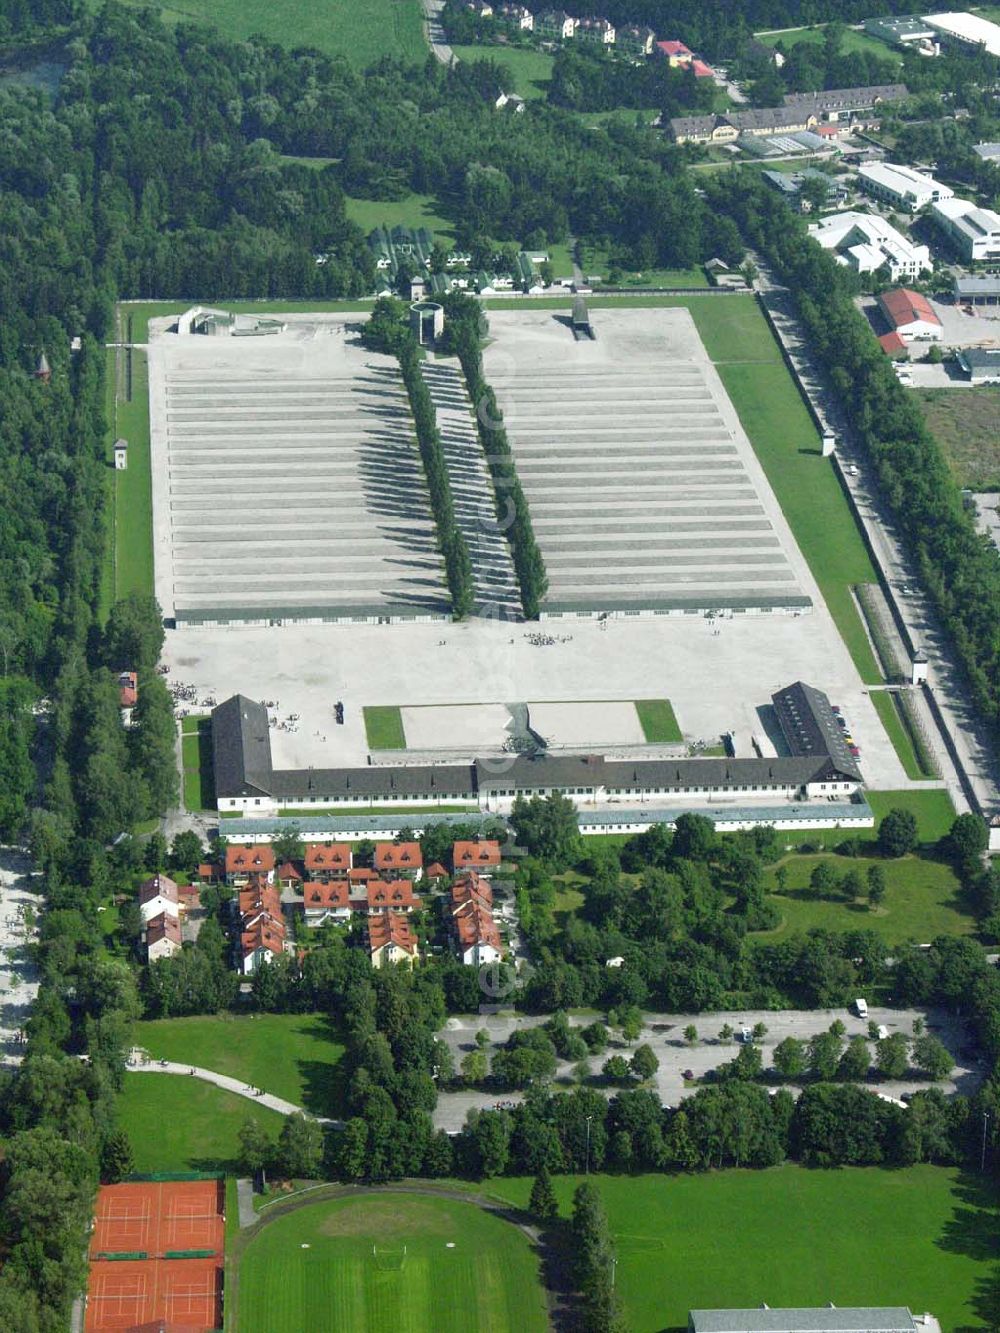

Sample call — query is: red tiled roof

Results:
[367,879,422,912]
[879,287,940,330]
[656,39,692,56]
[374,842,422,871]
[453,839,501,870]
[878,331,908,356]
[196,863,220,882]
[241,915,285,959]
[304,881,350,910]
[426,862,448,879]
[304,843,351,873]
[145,912,182,947]
[368,914,417,956]
[226,843,275,874]
[238,879,282,921]
[118,670,138,709]
[348,866,378,882]
[691,59,715,77]
[451,871,493,909]
[277,861,303,881]
[454,899,502,952]
[138,875,179,906]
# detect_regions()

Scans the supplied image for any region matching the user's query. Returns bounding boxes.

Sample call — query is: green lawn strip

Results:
[717,359,883,683]
[134,1013,347,1116]
[634,699,682,743]
[760,850,970,943]
[235,1194,549,1333]
[363,705,406,750]
[867,788,956,843]
[344,192,457,244]
[117,1073,285,1174]
[88,0,426,66]
[99,347,118,621]
[450,44,554,98]
[182,717,215,812]
[486,1166,993,1333]
[756,25,904,63]
[870,690,932,780]
[110,347,154,601]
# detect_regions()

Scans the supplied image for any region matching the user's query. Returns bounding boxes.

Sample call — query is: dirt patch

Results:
[317,1196,462,1241]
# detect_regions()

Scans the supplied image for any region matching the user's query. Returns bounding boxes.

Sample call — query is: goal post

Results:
[372,1244,407,1272]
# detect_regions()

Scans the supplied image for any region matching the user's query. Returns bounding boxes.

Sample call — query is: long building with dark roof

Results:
[212,685,863,821]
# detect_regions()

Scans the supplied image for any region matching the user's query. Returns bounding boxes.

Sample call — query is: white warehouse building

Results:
[930,197,1000,262]
[808,211,932,281]
[856,161,954,211]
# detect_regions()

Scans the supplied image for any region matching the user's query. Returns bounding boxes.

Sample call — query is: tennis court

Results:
[86,1178,224,1331]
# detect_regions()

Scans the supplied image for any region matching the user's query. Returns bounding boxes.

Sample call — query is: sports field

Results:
[118,1074,284,1174]
[90,0,426,67]
[487,1165,996,1333]
[234,1194,549,1332]
[135,1013,346,1115]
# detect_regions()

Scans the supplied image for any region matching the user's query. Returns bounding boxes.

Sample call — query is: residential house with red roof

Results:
[366,879,422,915]
[118,671,138,726]
[144,911,182,962]
[240,914,286,974]
[276,862,302,892]
[303,881,352,927]
[304,843,352,881]
[225,843,275,886]
[453,839,502,875]
[138,875,180,924]
[450,871,503,966]
[373,842,423,882]
[368,914,419,969]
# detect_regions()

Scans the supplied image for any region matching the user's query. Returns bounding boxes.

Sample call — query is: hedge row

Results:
[447,307,549,619]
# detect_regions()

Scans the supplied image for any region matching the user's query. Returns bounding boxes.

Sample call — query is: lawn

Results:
[105,345,153,605]
[450,44,554,99]
[635,699,682,743]
[915,387,1000,490]
[363,705,406,750]
[761,849,971,943]
[181,714,214,812]
[577,241,709,290]
[867,788,956,843]
[757,24,904,64]
[134,1013,347,1116]
[117,1074,284,1174]
[344,192,457,245]
[234,1193,549,1333]
[486,1165,996,1333]
[88,0,426,67]
[870,689,937,780]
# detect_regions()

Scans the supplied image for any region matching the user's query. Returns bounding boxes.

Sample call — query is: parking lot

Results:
[431,1004,977,1132]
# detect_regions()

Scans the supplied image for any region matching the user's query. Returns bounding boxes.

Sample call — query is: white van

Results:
[854,998,868,1018]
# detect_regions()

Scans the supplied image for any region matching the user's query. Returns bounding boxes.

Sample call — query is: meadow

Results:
[915,386,1000,490]
[87,0,426,67]
[486,1165,997,1333]
[449,44,554,99]
[234,1193,549,1332]
[757,24,904,64]
[117,1073,284,1174]
[134,1012,347,1116]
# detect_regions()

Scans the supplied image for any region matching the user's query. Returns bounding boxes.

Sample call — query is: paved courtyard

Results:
[483,308,810,615]
[431,1004,978,1131]
[147,314,449,623]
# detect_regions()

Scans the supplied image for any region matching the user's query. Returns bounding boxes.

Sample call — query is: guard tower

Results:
[409,301,444,346]
[572,295,595,340]
[114,439,128,471]
[911,648,929,685]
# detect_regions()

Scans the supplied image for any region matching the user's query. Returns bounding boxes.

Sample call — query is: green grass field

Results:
[915,387,1000,490]
[88,0,426,67]
[117,1074,284,1174]
[450,44,554,99]
[635,699,682,742]
[363,705,406,750]
[867,788,956,842]
[105,346,154,605]
[486,1166,995,1333]
[762,849,970,942]
[870,690,937,780]
[344,192,457,245]
[235,1193,549,1332]
[757,24,904,64]
[134,1013,346,1116]
[181,715,214,811]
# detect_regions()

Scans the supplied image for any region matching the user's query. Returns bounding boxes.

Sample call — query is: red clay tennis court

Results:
[85,1179,224,1331]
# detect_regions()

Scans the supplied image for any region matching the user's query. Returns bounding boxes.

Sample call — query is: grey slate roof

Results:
[771,680,862,781]
[782,84,909,112]
[690,1309,917,1333]
[211,695,273,798]
[267,764,476,801]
